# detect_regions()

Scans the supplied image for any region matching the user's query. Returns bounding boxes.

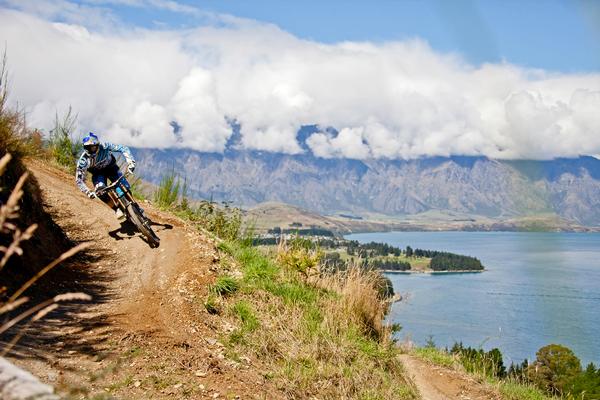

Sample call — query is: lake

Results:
[344,231,600,366]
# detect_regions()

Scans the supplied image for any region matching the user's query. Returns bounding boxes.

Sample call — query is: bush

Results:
[154,169,183,209]
[566,362,600,398]
[217,240,417,399]
[527,344,582,395]
[450,342,506,378]
[276,237,322,279]
[195,201,241,241]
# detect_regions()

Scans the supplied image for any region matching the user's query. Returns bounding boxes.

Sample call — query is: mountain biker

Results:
[75,132,136,220]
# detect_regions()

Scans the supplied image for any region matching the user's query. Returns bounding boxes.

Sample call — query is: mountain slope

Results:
[132,148,600,226]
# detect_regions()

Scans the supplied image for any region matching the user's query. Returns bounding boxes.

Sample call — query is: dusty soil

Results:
[400,354,501,400]
[6,161,280,399]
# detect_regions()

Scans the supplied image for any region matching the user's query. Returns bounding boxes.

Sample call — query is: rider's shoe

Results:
[115,208,126,221]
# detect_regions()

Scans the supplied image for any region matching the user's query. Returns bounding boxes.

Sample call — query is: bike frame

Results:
[94,173,135,215]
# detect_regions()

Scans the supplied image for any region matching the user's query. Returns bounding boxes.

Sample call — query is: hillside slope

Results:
[5,161,509,400]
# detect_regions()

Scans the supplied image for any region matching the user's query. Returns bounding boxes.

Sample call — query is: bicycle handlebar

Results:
[92,172,131,197]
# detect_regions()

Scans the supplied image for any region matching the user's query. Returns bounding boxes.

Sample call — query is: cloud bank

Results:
[1,5,599,160]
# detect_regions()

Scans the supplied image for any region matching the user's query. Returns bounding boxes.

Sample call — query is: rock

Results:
[0,357,59,400]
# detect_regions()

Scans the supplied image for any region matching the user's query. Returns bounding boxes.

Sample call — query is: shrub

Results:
[566,362,600,398]
[196,201,241,241]
[450,342,506,378]
[154,169,182,209]
[276,237,322,279]
[527,344,582,395]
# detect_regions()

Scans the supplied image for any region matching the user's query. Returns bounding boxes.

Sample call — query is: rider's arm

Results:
[104,142,135,169]
[75,153,92,194]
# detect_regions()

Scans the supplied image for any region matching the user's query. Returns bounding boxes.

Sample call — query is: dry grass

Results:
[218,240,417,399]
[316,265,391,341]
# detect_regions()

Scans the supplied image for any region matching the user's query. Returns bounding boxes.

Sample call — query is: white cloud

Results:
[1,4,599,159]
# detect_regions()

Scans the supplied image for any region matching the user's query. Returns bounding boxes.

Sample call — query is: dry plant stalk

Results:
[0,152,91,354]
[0,154,39,271]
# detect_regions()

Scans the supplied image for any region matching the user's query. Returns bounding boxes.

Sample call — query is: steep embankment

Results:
[6,161,506,400]
[8,161,280,399]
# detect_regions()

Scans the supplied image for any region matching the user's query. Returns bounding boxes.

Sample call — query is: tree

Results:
[566,362,600,398]
[405,245,413,257]
[528,344,582,395]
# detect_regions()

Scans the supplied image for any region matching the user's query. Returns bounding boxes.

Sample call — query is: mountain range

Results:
[131,146,600,228]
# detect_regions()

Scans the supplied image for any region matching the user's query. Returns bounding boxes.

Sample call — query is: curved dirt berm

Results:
[7,161,280,399]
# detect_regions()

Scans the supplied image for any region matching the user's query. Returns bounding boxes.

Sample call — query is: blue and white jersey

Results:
[75,142,135,194]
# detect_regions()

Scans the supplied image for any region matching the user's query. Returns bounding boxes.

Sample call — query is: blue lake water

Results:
[344,231,600,366]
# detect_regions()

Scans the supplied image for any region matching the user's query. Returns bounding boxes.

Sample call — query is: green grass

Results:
[499,381,551,400]
[229,244,279,286]
[210,275,240,296]
[266,280,319,305]
[413,347,457,368]
[154,170,182,209]
[231,300,259,332]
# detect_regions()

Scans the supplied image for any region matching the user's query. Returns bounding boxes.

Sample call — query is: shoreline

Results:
[382,269,485,275]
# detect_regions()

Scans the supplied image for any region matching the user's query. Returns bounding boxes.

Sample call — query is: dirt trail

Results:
[7,161,277,399]
[400,354,501,400]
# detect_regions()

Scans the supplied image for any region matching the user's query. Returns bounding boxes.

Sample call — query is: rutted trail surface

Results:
[8,161,278,399]
[400,355,501,400]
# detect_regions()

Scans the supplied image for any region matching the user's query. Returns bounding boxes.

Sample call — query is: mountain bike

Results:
[94,173,160,247]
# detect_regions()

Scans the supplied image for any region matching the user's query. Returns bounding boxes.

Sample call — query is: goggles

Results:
[84,144,99,154]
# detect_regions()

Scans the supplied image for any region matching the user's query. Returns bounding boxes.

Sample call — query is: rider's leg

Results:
[91,173,119,211]
[105,164,131,196]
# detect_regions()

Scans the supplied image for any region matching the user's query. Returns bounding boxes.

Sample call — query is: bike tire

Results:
[126,203,160,247]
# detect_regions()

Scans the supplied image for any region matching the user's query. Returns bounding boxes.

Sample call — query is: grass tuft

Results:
[204,294,221,314]
[499,381,550,400]
[413,347,457,368]
[210,275,239,296]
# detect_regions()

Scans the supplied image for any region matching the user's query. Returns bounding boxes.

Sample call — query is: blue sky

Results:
[106,0,600,72]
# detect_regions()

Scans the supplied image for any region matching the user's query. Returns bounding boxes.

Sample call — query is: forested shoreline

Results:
[253,236,485,272]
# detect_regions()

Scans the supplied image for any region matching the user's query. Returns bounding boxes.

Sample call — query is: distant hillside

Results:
[132,148,600,227]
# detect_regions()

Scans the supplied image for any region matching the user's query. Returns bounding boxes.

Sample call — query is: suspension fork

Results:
[114,183,136,213]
